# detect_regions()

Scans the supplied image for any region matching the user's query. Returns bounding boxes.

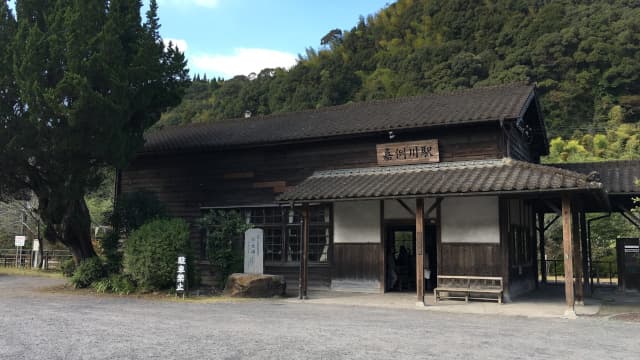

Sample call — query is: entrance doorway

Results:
[385,224,437,292]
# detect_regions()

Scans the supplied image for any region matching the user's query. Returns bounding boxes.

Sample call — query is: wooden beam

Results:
[416,198,425,304]
[538,212,547,284]
[561,194,575,312]
[425,197,442,219]
[396,199,415,218]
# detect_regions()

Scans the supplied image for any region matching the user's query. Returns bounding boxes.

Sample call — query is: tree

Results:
[0,0,189,262]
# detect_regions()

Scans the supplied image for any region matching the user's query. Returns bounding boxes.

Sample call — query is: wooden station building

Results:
[119,84,640,311]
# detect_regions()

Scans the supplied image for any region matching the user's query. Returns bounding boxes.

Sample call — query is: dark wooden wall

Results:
[122,123,505,212]
[505,105,540,163]
[121,123,507,286]
[266,264,331,289]
[503,198,537,299]
[332,243,382,282]
[439,243,501,276]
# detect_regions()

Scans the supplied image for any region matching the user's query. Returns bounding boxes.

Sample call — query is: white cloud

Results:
[159,0,220,9]
[164,38,188,52]
[191,48,298,79]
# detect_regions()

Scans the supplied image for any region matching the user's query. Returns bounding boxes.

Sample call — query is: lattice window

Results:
[203,205,331,265]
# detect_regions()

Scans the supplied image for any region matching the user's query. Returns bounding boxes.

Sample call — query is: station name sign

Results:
[376,139,439,166]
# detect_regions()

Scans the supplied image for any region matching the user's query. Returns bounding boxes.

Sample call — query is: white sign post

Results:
[244,228,264,274]
[14,236,26,267]
[32,239,40,268]
[14,235,26,247]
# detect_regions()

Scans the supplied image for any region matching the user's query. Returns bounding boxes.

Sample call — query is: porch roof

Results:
[276,158,603,202]
[549,160,640,195]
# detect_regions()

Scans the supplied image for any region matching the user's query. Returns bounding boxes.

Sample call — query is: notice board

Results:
[616,238,640,292]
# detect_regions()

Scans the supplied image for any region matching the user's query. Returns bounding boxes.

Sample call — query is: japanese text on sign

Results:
[376,139,439,166]
[176,255,187,294]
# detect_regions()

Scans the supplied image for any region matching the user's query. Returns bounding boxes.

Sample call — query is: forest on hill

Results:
[157,0,640,164]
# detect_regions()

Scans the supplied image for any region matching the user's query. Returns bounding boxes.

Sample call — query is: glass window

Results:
[204,205,331,265]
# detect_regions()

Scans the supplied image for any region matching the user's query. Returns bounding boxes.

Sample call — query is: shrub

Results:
[60,258,76,277]
[92,273,136,295]
[71,257,105,288]
[101,191,166,273]
[123,218,194,291]
[100,231,122,274]
[199,210,251,287]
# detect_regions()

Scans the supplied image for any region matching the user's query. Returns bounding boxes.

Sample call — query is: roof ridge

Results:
[513,159,603,188]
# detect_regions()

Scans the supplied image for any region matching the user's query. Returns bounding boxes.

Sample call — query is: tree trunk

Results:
[62,198,97,263]
[40,196,96,264]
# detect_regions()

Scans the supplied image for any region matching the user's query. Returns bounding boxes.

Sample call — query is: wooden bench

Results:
[434,275,503,304]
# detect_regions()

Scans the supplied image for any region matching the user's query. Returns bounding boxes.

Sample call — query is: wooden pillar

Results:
[574,210,584,304]
[538,212,547,285]
[299,204,310,300]
[416,198,425,304]
[579,211,590,297]
[561,195,575,312]
[380,200,385,292]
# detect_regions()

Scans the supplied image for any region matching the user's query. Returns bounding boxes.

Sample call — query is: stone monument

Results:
[244,228,264,274]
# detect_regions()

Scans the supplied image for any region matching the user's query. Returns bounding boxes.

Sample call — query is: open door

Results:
[384,223,438,292]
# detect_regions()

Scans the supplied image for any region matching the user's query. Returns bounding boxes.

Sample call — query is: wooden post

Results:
[538,212,547,285]
[574,210,584,305]
[579,211,590,297]
[301,204,310,299]
[380,200,385,292]
[416,198,425,304]
[561,195,575,314]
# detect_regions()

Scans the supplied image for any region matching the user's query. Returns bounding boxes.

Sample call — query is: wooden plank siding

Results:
[439,244,502,276]
[121,124,507,286]
[332,243,382,282]
[503,198,537,300]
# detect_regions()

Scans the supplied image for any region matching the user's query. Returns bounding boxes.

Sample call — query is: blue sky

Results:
[7,0,390,78]
[154,0,391,78]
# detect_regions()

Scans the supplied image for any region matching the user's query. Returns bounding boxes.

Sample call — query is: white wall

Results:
[441,196,500,244]
[333,200,380,243]
[384,198,436,220]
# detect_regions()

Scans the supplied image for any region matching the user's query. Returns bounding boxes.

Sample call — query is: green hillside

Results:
[157,0,640,161]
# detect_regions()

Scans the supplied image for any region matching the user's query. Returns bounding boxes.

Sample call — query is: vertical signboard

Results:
[617,238,640,292]
[244,228,264,274]
[176,255,187,298]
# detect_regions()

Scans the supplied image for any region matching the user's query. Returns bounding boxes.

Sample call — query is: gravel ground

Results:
[1,274,639,360]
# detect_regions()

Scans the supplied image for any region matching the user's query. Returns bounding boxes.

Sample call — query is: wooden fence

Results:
[0,248,73,270]
[543,259,618,286]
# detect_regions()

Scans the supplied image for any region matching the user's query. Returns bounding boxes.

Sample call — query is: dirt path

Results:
[1,275,638,359]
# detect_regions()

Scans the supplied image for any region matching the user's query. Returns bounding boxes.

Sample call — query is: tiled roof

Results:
[277,158,602,202]
[550,160,640,194]
[143,84,536,153]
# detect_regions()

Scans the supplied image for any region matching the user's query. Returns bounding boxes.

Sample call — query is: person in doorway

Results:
[386,250,397,290]
[396,245,410,290]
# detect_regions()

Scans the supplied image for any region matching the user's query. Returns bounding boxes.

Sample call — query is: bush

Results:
[199,210,251,287]
[101,191,166,273]
[60,258,76,277]
[92,273,136,295]
[123,218,195,291]
[71,257,105,288]
[100,231,122,274]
